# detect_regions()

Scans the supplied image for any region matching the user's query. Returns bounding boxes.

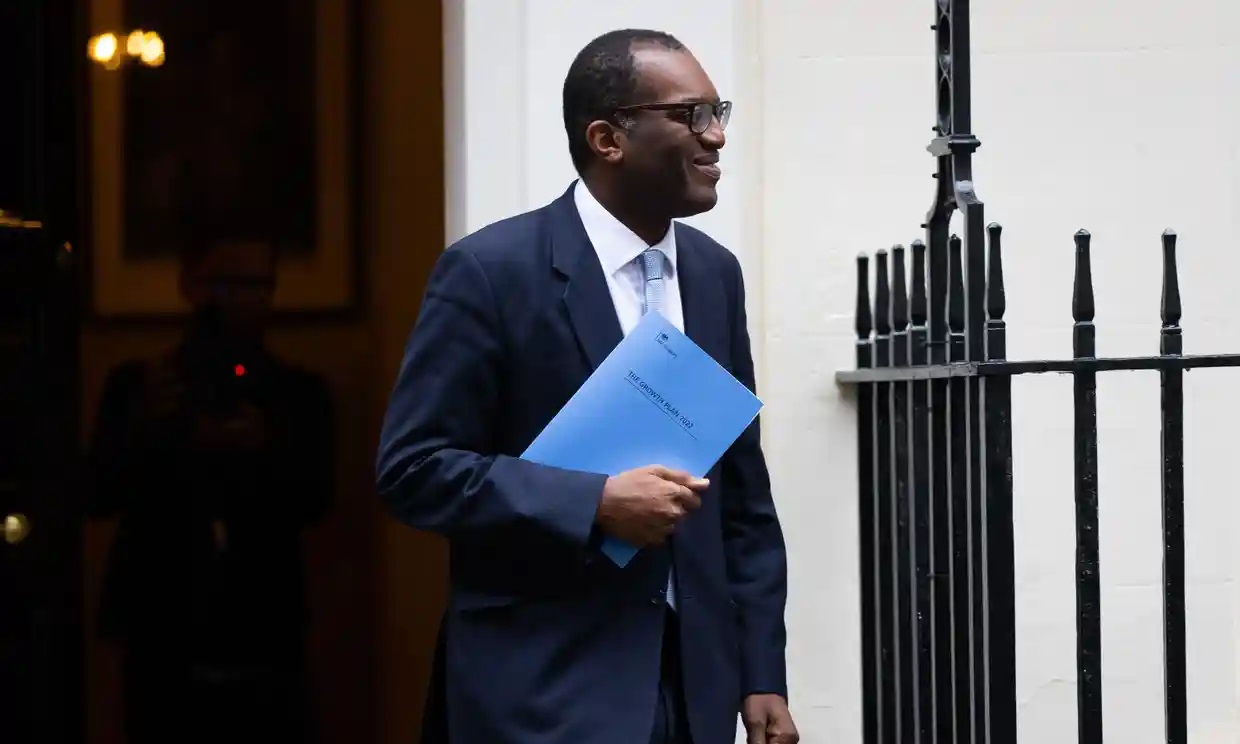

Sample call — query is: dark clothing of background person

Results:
[87,327,334,743]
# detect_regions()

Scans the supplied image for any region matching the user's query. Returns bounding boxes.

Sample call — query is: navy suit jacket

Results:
[376,184,788,744]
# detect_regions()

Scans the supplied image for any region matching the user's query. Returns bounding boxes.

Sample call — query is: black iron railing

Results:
[834,1,1240,743]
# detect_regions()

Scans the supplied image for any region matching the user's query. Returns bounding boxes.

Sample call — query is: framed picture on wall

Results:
[87,0,358,319]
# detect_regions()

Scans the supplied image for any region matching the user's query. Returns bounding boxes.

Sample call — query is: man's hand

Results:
[594,465,708,546]
[742,694,799,744]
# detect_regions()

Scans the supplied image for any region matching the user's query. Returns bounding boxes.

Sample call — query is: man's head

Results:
[178,235,277,344]
[562,29,729,222]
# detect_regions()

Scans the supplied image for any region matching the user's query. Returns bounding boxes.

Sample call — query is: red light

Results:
[234,364,246,377]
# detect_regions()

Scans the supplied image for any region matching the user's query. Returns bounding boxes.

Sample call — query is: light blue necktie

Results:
[640,248,677,610]
[641,248,665,317]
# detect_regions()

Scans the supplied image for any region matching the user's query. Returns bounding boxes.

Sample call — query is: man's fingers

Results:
[768,725,799,744]
[769,709,799,743]
[678,475,711,490]
[647,465,709,490]
[743,720,764,744]
[669,470,709,489]
[675,486,702,510]
[648,465,691,482]
[663,498,692,526]
[647,523,673,544]
[742,709,766,744]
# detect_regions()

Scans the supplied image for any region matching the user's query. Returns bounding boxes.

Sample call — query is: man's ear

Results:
[585,119,626,166]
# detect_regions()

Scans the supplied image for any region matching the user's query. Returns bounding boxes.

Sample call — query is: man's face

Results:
[180,241,276,338]
[615,45,727,218]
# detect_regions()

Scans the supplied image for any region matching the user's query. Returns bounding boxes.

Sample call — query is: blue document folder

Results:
[521,310,763,566]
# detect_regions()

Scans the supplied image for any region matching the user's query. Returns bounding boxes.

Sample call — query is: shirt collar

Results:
[573,179,677,278]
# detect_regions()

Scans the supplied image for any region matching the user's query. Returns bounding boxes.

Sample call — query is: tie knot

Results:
[640,249,664,282]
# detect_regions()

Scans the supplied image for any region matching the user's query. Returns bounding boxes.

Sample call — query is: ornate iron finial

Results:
[1160,229,1182,357]
[1072,229,1096,359]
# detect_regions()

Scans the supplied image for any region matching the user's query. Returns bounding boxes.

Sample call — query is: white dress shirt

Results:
[572,179,682,610]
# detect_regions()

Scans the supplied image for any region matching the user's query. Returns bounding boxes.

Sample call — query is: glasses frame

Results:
[612,100,732,135]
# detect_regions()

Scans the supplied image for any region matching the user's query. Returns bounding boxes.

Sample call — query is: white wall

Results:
[443,0,1240,741]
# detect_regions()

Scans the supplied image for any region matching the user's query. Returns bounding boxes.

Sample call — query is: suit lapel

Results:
[549,186,624,371]
[547,186,730,371]
[674,224,729,366]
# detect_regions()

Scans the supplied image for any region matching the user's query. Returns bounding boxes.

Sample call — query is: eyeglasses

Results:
[613,100,732,135]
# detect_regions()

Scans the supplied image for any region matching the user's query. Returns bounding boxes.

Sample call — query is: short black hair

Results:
[561,29,686,174]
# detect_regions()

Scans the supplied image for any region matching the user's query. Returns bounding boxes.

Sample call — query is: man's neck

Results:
[581,176,671,246]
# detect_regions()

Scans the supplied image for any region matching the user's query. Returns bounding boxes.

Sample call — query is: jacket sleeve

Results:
[720,255,790,699]
[375,246,607,547]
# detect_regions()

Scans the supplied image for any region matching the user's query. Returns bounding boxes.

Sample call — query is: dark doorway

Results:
[0,0,87,742]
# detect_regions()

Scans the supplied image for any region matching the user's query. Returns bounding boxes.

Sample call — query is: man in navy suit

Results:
[376,28,798,744]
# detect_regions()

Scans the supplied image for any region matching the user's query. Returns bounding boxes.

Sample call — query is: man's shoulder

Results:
[674,220,741,275]
[445,200,557,266]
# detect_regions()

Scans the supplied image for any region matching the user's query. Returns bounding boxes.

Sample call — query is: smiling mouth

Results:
[693,162,722,180]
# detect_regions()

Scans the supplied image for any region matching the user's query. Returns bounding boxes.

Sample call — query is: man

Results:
[88,235,334,743]
[376,29,798,744]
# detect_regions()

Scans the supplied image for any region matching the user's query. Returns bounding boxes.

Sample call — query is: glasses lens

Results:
[691,103,712,133]
[691,102,730,133]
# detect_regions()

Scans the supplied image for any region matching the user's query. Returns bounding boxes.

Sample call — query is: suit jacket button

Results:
[649,596,661,605]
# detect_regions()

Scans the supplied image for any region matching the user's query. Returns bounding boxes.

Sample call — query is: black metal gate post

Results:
[1158,231,1187,744]
[837,1,1240,742]
[1071,231,1104,742]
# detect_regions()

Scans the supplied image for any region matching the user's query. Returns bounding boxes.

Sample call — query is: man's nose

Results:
[699,119,726,149]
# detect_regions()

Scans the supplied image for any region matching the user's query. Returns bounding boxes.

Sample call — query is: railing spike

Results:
[857,254,873,340]
[947,235,965,333]
[911,240,928,327]
[1072,230,1095,323]
[876,249,892,336]
[1161,230,1181,328]
[986,223,1006,322]
[892,245,910,333]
